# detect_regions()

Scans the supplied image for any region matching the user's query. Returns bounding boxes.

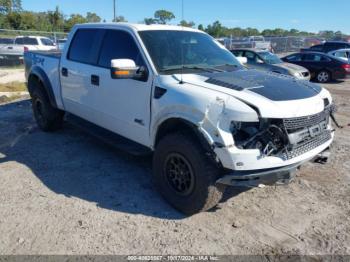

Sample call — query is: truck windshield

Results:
[258,52,283,65]
[139,30,242,74]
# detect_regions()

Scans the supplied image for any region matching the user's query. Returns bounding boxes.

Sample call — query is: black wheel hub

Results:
[164,153,195,196]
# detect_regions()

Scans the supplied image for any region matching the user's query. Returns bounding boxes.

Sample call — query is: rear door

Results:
[60,28,105,118]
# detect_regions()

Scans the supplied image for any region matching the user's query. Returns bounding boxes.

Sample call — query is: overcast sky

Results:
[22,0,350,34]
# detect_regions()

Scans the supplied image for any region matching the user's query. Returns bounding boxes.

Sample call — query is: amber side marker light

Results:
[114,70,131,76]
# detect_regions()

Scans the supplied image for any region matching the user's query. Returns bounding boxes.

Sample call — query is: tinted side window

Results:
[303,54,322,61]
[15,38,23,44]
[41,38,54,46]
[231,50,244,57]
[98,30,144,68]
[286,54,302,62]
[245,51,257,64]
[15,37,38,45]
[68,29,104,64]
[310,45,323,51]
[23,38,38,45]
[321,55,331,62]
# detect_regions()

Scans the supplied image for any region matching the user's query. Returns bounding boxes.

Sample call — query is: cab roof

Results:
[74,23,202,33]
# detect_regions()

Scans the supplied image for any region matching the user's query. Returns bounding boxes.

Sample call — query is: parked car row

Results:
[231,49,311,80]
[0,36,66,65]
[231,44,350,83]
[282,52,350,83]
[300,41,350,53]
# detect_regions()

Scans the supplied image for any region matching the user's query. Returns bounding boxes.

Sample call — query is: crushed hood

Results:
[172,69,330,119]
[202,69,320,101]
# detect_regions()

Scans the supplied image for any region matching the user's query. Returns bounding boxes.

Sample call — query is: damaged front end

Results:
[231,103,336,161]
[216,102,336,188]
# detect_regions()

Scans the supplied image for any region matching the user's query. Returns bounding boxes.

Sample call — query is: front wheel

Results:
[153,132,226,215]
[317,70,331,83]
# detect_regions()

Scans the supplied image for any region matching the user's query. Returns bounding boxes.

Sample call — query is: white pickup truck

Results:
[1,36,56,64]
[24,23,336,214]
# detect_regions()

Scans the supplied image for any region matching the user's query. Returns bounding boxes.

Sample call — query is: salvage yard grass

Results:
[0,82,26,92]
[0,94,22,104]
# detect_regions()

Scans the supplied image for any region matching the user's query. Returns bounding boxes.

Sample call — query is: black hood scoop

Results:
[203,70,322,101]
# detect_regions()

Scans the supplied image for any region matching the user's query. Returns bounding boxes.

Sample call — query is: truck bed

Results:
[28,50,62,58]
[24,50,64,109]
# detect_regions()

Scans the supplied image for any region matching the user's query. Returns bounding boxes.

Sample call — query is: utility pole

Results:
[113,0,116,22]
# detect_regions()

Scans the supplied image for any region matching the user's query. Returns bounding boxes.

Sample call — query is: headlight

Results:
[231,120,288,157]
[293,72,302,78]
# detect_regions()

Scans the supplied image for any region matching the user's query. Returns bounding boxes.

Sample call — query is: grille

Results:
[283,109,330,131]
[281,130,332,160]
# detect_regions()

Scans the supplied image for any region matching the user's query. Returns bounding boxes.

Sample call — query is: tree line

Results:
[0,0,346,39]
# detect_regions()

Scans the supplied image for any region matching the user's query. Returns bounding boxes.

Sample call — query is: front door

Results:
[84,29,153,146]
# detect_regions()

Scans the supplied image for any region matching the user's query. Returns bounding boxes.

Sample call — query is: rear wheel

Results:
[31,85,64,132]
[317,70,331,83]
[153,132,226,215]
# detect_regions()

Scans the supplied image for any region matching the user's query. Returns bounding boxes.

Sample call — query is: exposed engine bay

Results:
[231,103,336,160]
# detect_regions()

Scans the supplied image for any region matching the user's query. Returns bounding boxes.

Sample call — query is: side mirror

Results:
[236,57,247,65]
[111,59,148,81]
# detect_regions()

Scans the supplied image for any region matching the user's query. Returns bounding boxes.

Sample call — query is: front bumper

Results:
[216,147,330,187]
[215,130,334,171]
[217,162,299,187]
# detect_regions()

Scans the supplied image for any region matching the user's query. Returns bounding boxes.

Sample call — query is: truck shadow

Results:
[0,100,247,219]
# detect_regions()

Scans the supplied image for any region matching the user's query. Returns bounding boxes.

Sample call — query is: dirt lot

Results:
[0,69,25,84]
[0,79,349,256]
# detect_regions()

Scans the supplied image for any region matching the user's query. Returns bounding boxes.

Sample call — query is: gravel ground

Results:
[0,79,349,256]
[0,69,25,84]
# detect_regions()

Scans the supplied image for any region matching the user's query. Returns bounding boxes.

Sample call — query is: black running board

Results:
[65,114,152,156]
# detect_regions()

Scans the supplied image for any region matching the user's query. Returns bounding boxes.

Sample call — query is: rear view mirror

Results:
[111,59,138,79]
[237,57,248,65]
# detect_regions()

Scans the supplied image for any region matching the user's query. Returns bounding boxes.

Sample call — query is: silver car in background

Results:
[328,49,350,63]
[231,49,311,81]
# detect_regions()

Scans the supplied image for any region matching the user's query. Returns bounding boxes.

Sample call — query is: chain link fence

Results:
[0,29,68,67]
[220,35,350,55]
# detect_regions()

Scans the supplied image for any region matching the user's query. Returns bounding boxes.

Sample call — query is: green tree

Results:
[0,0,21,14]
[4,11,21,29]
[179,20,195,28]
[64,14,87,32]
[47,6,64,31]
[144,17,157,25]
[86,12,101,23]
[18,11,36,30]
[113,15,127,22]
[197,24,204,31]
[205,21,224,38]
[154,9,175,24]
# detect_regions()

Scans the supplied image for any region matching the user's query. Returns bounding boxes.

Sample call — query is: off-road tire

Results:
[153,132,226,215]
[31,86,64,132]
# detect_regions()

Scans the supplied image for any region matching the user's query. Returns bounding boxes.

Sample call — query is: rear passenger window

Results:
[232,50,244,57]
[303,54,319,61]
[41,38,54,46]
[287,54,302,62]
[68,29,104,64]
[15,37,38,45]
[98,30,144,68]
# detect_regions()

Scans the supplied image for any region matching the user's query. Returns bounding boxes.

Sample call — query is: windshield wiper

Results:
[160,65,224,73]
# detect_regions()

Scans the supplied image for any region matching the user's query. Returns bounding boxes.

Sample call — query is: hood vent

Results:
[205,77,244,91]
